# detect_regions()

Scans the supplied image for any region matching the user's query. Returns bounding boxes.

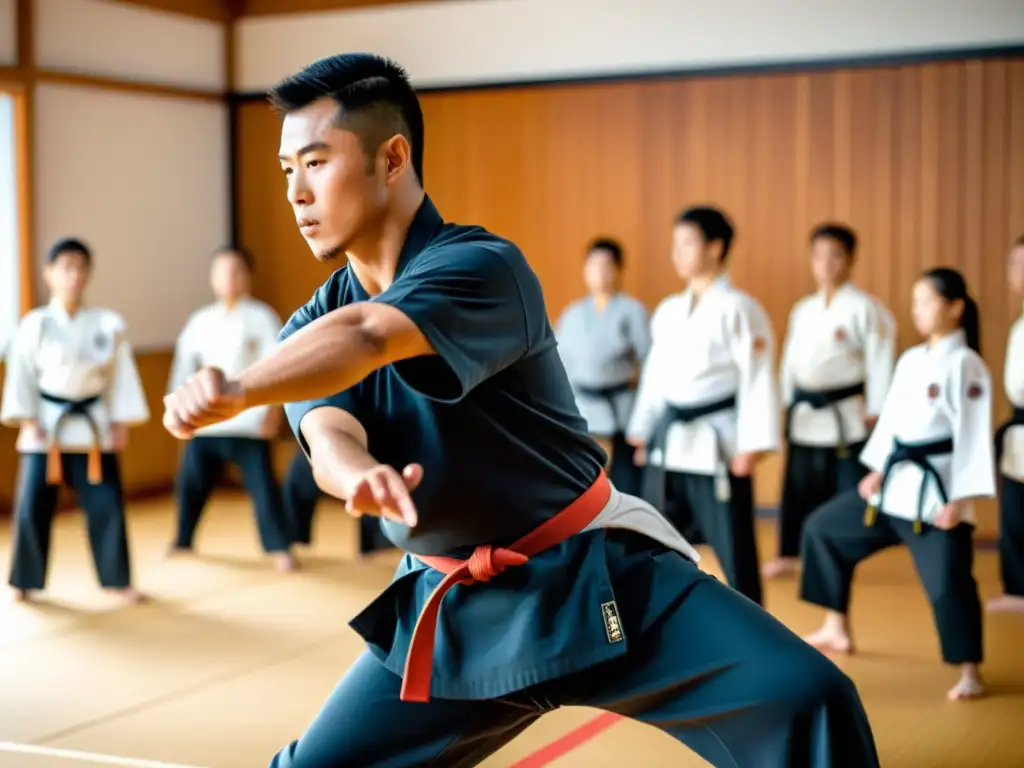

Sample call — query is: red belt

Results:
[400,471,613,703]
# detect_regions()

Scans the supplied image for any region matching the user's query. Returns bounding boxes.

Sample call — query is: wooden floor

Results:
[1,492,1023,768]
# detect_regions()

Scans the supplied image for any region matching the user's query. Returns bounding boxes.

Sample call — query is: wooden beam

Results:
[34,69,226,102]
[16,0,35,314]
[237,0,460,17]
[105,0,232,22]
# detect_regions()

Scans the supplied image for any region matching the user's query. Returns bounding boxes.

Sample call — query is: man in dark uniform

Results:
[163,53,880,768]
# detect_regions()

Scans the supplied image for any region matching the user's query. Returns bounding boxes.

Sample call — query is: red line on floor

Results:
[509,712,622,767]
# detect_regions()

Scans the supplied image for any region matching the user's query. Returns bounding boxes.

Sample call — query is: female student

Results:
[798,267,994,701]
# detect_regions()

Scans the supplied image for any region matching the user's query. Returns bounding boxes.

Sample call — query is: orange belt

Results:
[400,471,613,703]
[41,392,104,486]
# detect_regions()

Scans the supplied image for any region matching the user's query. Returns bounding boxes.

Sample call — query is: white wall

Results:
[0,93,19,358]
[35,0,225,92]
[0,0,16,66]
[24,0,230,350]
[34,84,230,351]
[237,0,1024,91]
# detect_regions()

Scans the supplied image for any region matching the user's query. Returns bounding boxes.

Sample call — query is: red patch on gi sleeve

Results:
[967,382,983,400]
[927,383,940,399]
[834,327,847,342]
[753,336,768,354]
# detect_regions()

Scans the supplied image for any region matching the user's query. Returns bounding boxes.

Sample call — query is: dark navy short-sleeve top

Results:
[280,196,605,556]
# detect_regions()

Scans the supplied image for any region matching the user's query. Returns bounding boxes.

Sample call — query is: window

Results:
[0,91,19,357]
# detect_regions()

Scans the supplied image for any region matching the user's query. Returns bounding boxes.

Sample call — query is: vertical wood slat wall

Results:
[238,55,1024,508]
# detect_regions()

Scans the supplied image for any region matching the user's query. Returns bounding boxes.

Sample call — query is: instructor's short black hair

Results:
[47,237,92,267]
[268,53,425,185]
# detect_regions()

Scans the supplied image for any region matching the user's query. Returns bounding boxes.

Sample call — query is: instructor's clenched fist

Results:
[163,366,246,439]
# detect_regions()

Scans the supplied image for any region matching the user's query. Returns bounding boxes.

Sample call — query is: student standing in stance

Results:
[627,207,779,605]
[555,238,649,496]
[801,267,993,701]
[763,224,896,579]
[282,448,393,553]
[163,53,878,767]
[166,247,295,571]
[2,238,149,604]
[989,235,1024,614]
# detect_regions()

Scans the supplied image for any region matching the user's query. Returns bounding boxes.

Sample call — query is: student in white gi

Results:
[627,206,779,605]
[801,267,992,701]
[1,238,149,604]
[764,224,896,579]
[555,238,650,495]
[989,234,1024,614]
[167,247,295,571]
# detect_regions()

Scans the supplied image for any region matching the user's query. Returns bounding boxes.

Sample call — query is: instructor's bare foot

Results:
[803,612,853,653]
[273,552,297,573]
[762,558,799,579]
[166,544,193,558]
[986,594,1024,614]
[947,665,986,701]
[12,588,31,602]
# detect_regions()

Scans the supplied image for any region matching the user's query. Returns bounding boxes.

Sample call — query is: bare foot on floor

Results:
[166,544,193,558]
[947,669,986,701]
[273,552,297,573]
[986,594,1024,614]
[12,588,30,602]
[803,625,854,654]
[112,587,145,605]
[761,558,799,579]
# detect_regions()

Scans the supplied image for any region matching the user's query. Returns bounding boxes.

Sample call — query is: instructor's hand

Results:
[163,366,246,440]
[346,464,423,527]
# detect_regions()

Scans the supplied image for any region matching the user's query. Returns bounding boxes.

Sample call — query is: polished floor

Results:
[1,492,1023,767]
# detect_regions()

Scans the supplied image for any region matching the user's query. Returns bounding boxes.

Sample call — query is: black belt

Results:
[40,391,104,485]
[864,436,953,534]
[574,381,635,438]
[785,381,865,458]
[994,406,1024,469]
[646,394,737,509]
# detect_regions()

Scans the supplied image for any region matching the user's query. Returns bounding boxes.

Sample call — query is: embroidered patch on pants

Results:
[601,600,624,643]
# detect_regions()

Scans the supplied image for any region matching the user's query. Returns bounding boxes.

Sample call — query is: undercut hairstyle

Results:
[811,223,858,259]
[47,237,91,267]
[586,237,624,268]
[267,53,425,184]
[675,206,735,262]
[213,245,254,272]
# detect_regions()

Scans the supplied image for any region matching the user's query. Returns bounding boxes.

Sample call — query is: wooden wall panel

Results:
[235,56,1024,510]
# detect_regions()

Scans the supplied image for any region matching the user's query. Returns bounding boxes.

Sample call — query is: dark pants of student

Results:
[282,451,394,553]
[777,442,867,558]
[174,436,291,553]
[998,476,1024,597]
[658,469,760,605]
[9,452,131,590]
[801,488,982,664]
[268,537,878,768]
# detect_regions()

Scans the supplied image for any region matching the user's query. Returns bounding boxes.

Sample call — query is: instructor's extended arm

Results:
[163,302,433,438]
[241,302,432,409]
[302,406,421,526]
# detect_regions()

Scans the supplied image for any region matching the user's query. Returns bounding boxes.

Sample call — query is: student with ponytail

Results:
[798,266,996,701]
